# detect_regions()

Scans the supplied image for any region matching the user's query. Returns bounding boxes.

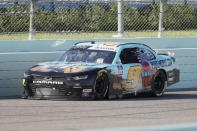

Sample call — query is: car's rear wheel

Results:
[92,71,109,100]
[151,70,167,97]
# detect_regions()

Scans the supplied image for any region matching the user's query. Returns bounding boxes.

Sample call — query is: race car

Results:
[22,41,180,99]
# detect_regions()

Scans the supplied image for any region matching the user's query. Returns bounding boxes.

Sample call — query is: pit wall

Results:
[0,38,197,97]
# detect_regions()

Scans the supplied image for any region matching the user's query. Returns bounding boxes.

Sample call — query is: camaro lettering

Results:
[33,80,63,85]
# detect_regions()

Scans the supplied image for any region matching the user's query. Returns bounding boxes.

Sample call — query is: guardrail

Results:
[0,38,197,97]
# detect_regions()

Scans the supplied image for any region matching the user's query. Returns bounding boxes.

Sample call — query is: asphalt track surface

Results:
[1,88,197,131]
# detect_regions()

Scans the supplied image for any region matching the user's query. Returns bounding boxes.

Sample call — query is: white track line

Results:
[155,48,197,51]
[0,48,197,55]
[82,123,197,131]
[0,51,65,55]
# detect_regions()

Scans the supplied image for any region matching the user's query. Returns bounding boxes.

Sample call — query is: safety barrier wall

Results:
[0,38,197,97]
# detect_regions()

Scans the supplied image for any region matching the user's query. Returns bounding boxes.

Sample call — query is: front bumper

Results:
[23,77,94,99]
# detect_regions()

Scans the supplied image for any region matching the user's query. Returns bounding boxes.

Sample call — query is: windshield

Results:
[59,48,116,64]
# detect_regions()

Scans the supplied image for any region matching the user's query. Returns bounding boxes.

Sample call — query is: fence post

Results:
[184,0,187,5]
[113,0,124,38]
[50,0,55,12]
[158,0,166,38]
[29,0,36,40]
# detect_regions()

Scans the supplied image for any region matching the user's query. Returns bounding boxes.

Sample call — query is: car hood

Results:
[28,61,110,74]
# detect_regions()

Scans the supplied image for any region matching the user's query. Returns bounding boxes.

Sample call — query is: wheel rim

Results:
[95,75,107,95]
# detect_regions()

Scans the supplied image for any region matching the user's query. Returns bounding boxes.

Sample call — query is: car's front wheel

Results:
[92,70,109,100]
[22,87,32,99]
[151,70,167,97]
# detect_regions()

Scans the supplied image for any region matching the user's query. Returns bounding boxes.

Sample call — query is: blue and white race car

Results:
[23,41,180,99]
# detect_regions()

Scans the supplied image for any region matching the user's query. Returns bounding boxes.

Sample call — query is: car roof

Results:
[75,41,154,51]
[75,41,124,47]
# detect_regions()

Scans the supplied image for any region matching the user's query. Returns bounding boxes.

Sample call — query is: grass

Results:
[0,30,197,40]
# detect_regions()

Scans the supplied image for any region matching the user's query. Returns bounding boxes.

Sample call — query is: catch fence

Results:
[0,0,197,40]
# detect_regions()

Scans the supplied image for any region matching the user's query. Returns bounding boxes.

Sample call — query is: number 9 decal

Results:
[126,66,141,88]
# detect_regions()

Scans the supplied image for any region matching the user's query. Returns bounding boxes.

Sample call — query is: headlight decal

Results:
[72,75,88,80]
[22,79,26,86]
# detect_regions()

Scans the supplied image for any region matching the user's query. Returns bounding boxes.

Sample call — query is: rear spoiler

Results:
[155,50,175,57]
[155,50,176,62]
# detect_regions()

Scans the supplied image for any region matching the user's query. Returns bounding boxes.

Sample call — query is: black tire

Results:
[93,71,109,100]
[21,88,30,99]
[151,70,167,97]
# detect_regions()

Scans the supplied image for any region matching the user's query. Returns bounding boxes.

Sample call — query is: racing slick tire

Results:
[92,70,109,100]
[22,88,31,99]
[21,89,28,99]
[151,70,167,97]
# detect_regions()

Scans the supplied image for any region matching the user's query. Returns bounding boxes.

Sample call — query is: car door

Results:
[119,48,142,90]
[138,48,156,88]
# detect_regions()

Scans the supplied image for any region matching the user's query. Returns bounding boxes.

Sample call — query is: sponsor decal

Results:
[71,66,85,72]
[168,71,175,82]
[73,86,82,89]
[88,46,118,52]
[168,72,174,77]
[150,59,171,69]
[56,64,71,69]
[83,89,92,93]
[64,67,71,73]
[33,80,63,85]
[31,66,49,72]
[104,42,121,46]
[126,66,141,89]
[96,58,104,64]
[141,62,152,88]
[117,65,123,76]
[73,45,90,49]
[64,66,85,73]
[82,92,89,97]
[168,77,174,82]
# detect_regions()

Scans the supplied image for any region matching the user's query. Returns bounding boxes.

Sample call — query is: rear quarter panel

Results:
[153,55,180,86]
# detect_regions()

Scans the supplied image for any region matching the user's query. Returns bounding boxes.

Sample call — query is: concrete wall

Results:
[0,38,197,97]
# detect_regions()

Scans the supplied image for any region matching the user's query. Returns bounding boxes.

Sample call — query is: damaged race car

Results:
[22,41,180,99]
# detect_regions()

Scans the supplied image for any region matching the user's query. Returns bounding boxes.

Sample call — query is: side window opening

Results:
[140,48,156,61]
[119,48,140,64]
